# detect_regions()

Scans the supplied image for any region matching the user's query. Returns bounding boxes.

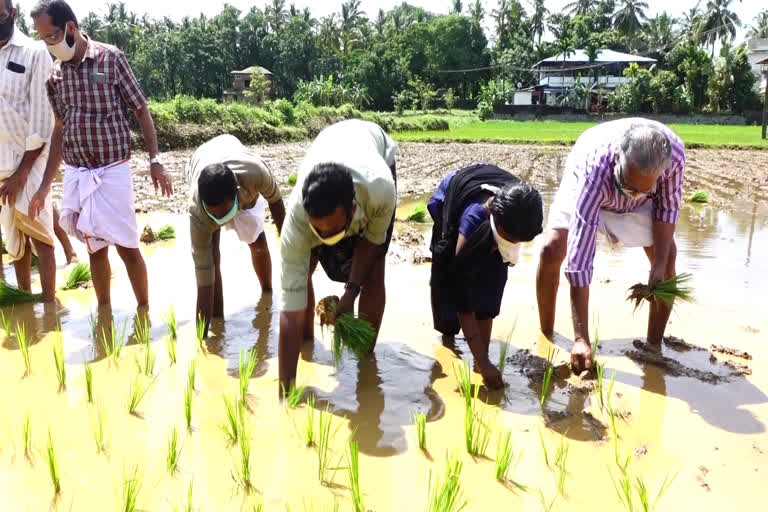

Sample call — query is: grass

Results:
[405,203,428,223]
[331,313,376,366]
[304,395,317,447]
[495,431,522,483]
[46,429,61,494]
[316,405,341,485]
[282,382,307,408]
[427,453,467,512]
[52,332,66,391]
[167,428,183,475]
[127,375,155,416]
[196,313,208,355]
[15,322,31,376]
[688,189,710,203]
[232,419,254,494]
[221,394,246,445]
[464,393,492,457]
[185,361,195,432]
[239,348,257,407]
[22,412,32,459]
[63,262,91,290]
[121,465,142,512]
[101,320,128,366]
[156,224,176,241]
[84,359,93,403]
[413,411,427,451]
[93,404,107,453]
[346,440,364,512]
[0,280,43,306]
[627,273,695,311]
[453,361,473,409]
[287,172,298,186]
[395,120,768,150]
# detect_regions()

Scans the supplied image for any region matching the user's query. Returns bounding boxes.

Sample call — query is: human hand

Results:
[150,163,173,196]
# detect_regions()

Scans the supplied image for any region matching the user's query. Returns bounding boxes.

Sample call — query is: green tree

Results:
[564,0,597,16]
[664,41,713,110]
[613,0,648,42]
[642,13,678,63]
[244,70,270,105]
[451,0,463,14]
[748,11,768,39]
[530,0,549,46]
[469,0,485,27]
[700,0,741,57]
[266,0,287,34]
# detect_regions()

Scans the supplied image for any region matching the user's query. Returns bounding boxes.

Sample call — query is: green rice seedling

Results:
[0,308,12,335]
[538,430,550,467]
[84,359,93,403]
[688,189,709,203]
[406,203,428,223]
[52,333,66,391]
[165,306,177,364]
[184,367,194,432]
[497,341,511,377]
[554,434,570,496]
[627,273,694,311]
[316,405,342,485]
[167,428,183,475]
[92,404,107,453]
[46,429,61,494]
[464,395,492,457]
[121,465,142,512]
[453,360,472,409]
[595,360,606,411]
[22,412,32,460]
[304,395,317,447]
[221,394,246,445]
[346,440,364,512]
[495,431,522,483]
[0,281,43,306]
[196,313,208,355]
[232,421,254,494]
[134,315,155,377]
[239,348,257,406]
[166,335,177,365]
[15,322,31,376]
[155,224,176,241]
[608,400,631,474]
[332,313,376,366]
[63,262,91,290]
[413,411,427,451]
[287,172,298,186]
[427,453,467,512]
[540,366,553,409]
[282,382,307,408]
[537,489,557,512]
[127,375,155,416]
[635,472,678,512]
[610,469,634,512]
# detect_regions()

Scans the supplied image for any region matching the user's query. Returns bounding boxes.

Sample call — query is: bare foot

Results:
[571,339,593,374]
[479,361,504,390]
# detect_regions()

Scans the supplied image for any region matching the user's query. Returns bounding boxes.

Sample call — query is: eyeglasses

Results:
[39,27,64,45]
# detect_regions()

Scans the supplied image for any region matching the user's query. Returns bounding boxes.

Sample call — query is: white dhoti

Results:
[547,161,653,248]
[0,160,55,261]
[225,196,267,244]
[60,159,139,254]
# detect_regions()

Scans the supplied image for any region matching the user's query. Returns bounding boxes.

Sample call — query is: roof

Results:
[758,57,768,65]
[231,66,273,76]
[536,49,656,67]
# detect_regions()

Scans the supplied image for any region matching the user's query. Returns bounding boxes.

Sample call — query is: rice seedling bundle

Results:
[15,322,31,376]
[155,225,176,241]
[316,296,376,365]
[63,262,91,290]
[0,281,43,306]
[346,440,365,512]
[427,454,467,512]
[688,189,709,203]
[627,273,694,311]
[287,173,298,186]
[45,429,61,494]
[413,411,427,451]
[406,203,428,223]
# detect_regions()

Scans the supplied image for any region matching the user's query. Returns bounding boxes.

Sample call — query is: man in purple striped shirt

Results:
[536,119,686,373]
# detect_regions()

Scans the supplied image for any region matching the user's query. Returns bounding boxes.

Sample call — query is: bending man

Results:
[429,163,543,389]
[186,134,285,332]
[536,119,685,373]
[279,120,397,393]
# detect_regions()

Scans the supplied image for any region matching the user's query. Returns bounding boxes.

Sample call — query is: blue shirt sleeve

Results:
[458,202,488,237]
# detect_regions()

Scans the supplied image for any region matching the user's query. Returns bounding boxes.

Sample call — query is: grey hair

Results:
[617,123,672,177]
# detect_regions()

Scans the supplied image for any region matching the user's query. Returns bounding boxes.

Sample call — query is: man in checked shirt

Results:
[28,0,173,308]
[536,119,685,374]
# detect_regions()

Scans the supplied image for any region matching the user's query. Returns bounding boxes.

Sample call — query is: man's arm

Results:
[0,147,43,206]
[28,119,63,219]
[337,237,382,313]
[134,106,173,196]
[268,199,286,234]
[649,220,675,283]
[279,309,305,393]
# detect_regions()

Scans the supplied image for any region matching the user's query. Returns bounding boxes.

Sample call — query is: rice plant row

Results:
[427,453,467,512]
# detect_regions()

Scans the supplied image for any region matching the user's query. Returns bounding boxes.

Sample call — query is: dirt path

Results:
[51,142,768,215]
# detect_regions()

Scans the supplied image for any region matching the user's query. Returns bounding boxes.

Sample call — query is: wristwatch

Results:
[149,155,163,165]
[344,282,361,296]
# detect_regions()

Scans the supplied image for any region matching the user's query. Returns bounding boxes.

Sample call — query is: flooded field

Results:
[1,151,767,510]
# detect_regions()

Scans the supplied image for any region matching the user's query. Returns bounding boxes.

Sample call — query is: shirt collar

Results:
[3,26,24,48]
[64,35,97,68]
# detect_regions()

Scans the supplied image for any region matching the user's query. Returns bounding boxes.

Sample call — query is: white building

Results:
[747,39,768,94]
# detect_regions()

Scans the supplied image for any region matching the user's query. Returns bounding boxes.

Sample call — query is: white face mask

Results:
[47,24,76,62]
[490,214,521,265]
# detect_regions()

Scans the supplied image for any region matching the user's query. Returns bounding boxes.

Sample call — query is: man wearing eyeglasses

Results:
[536,119,686,373]
[27,0,173,309]
[0,0,57,301]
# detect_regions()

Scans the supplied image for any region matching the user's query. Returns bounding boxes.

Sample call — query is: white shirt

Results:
[0,28,54,172]
[280,120,397,311]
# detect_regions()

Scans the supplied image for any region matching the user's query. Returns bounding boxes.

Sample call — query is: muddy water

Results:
[0,196,766,511]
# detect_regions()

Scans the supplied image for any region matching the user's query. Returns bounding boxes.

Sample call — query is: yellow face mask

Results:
[309,223,347,246]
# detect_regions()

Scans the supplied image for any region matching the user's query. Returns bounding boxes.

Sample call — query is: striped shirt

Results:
[565,119,686,288]
[0,29,54,172]
[46,36,147,169]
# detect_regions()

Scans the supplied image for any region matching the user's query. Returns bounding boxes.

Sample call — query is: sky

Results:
[16,0,767,43]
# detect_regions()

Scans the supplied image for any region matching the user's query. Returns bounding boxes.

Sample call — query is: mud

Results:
[710,344,753,360]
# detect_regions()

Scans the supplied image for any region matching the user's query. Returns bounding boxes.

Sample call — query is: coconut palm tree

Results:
[530,0,549,46]
[681,3,704,43]
[469,0,485,26]
[643,12,678,58]
[564,0,596,16]
[613,0,649,37]
[452,0,463,14]
[747,10,768,39]
[493,0,510,46]
[700,0,741,57]
[340,0,364,53]
[266,0,287,34]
